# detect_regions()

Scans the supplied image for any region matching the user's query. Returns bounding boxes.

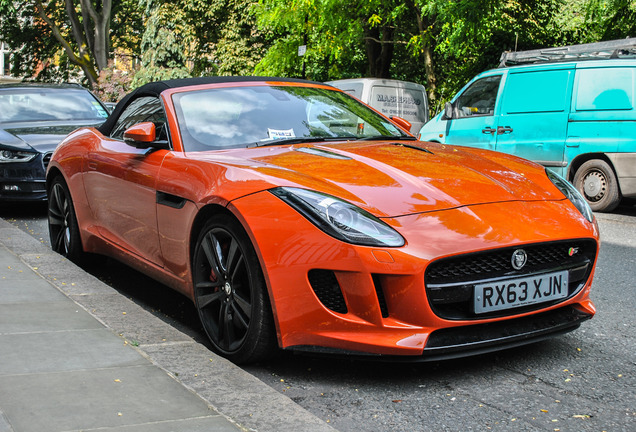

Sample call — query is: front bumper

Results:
[0,153,48,201]
[230,191,599,357]
[289,304,593,361]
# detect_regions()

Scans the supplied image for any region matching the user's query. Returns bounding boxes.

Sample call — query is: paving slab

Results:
[0,366,226,432]
[0,300,102,333]
[0,278,68,303]
[0,329,148,375]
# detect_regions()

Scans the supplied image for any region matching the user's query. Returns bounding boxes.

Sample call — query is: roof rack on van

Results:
[499,37,636,67]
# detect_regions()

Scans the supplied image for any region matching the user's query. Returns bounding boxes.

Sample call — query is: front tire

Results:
[48,176,84,263]
[192,215,276,364]
[573,159,621,212]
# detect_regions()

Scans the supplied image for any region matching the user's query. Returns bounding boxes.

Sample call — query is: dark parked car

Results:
[0,83,108,201]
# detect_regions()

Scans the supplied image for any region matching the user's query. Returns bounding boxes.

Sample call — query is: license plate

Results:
[474,270,569,314]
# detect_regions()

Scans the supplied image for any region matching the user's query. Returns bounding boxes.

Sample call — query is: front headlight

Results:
[0,149,38,163]
[546,169,594,223]
[270,187,405,247]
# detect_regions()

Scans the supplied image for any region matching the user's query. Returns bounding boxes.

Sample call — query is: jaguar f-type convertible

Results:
[46,77,599,363]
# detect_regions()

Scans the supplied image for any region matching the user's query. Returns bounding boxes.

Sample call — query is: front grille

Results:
[0,168,41,179]
[425,239,597,320]
[308,269,348,314]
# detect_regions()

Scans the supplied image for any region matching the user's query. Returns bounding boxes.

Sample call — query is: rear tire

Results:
[192,215,276,364]
[573,159,621,213]
[47,176,85,263]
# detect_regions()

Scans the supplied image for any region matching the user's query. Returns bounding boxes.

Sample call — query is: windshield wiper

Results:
[356,135,417,141]
[251,136,352,147]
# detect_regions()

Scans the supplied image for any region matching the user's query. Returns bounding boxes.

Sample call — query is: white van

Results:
[327,78,429,134]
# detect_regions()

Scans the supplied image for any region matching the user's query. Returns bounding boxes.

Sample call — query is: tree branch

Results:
[33,0,98,84]
[65,0,90,56]
[362,36,407,45]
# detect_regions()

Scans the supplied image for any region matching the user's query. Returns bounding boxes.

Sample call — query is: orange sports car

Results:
[46,77,599,364]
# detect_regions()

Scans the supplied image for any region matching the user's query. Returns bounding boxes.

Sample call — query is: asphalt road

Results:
[2,201,635,432]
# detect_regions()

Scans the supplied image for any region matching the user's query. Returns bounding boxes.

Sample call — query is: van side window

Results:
[455,76,501,118]
[575,68,634,111]
[502,70,570,113]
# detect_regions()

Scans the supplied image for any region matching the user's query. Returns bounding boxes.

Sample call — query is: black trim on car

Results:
[156,191,188,209]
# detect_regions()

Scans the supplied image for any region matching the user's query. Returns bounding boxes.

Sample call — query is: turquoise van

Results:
[419,39,636,212]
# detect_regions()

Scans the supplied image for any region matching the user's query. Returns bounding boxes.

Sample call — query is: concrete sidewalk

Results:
[0,218,334,432]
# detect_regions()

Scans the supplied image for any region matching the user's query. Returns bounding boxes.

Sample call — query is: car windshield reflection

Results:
[0,88,109,123]
[172,86,409,151]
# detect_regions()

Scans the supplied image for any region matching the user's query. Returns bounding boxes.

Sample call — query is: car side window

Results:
[110,96,169,141]
[455,75,502,118]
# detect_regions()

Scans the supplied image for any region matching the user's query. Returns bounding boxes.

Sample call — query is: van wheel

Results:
[573,159,620,212]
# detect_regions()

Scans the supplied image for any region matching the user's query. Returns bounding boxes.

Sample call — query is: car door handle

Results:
[482,127,496,135]
[87,161,98,170]
[497,126,513,134]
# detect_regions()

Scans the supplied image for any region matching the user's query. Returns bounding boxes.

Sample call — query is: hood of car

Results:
[208,140,563,217]
[0,121,100,154]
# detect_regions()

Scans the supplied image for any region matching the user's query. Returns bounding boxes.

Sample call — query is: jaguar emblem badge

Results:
[511,249,528,270]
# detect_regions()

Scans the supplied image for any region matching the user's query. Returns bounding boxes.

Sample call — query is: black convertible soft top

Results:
[97,76,327,136]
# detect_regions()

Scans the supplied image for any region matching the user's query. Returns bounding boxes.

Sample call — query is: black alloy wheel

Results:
[192,215,275,364]
[48,176,84,263]
[573,159,621,212]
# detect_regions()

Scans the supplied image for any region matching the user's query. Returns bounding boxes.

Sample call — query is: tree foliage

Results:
[131,0,192,86]
[252,0,584,111]
[186,0,266,76]
[0,0,142,87]
[1,0,634,111]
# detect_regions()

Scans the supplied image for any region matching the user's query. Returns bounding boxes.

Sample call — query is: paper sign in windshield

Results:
[268,128,295,139]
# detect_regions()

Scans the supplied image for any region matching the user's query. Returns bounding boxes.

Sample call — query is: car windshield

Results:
[172,85,410,151]
[0,87,109,123]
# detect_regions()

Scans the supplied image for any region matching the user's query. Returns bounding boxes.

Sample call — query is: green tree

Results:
[131,0,192,86]
[186,0,266,76]
[131,0,264,83]
[428,0,567,107]
[253,0,404,81]
[578,0,636,41]
[252,0,590,114]
[0,0,142,86]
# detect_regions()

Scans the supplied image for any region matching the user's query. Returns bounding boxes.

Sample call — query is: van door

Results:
[444,75,502,150]
[495,68,574,172]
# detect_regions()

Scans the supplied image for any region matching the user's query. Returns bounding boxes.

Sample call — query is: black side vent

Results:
[372,274,389,318]
[308,269,348,314]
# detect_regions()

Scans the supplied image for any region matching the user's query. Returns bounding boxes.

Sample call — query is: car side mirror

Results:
[390,116,412,133]
[443,102,454,120]
[123,122,169,150]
